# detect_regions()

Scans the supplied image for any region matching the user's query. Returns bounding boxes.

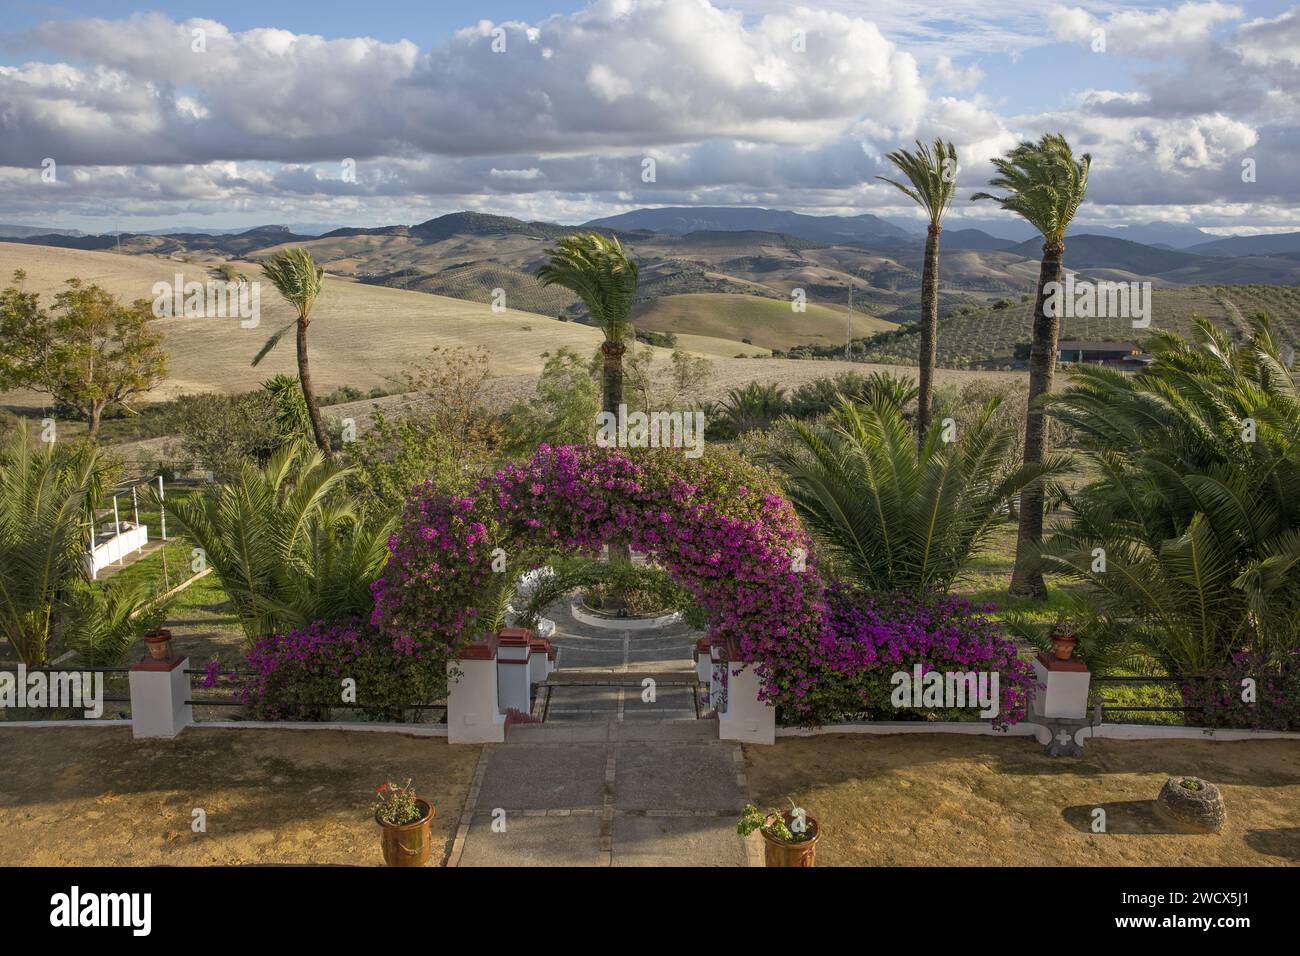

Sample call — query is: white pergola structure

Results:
[84,474,169,580]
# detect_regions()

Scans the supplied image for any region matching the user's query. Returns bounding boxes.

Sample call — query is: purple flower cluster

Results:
[1180,648,1300,731]
[239,618,371,720]
[815,585,1038,727]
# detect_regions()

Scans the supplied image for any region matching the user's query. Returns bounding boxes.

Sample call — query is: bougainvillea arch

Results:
[371,443,829,718]
[371,443,1036,725]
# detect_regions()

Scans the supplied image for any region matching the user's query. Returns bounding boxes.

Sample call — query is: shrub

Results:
[1179,649,1300,731]
[237,618,446,721]
[814,585,1037,728]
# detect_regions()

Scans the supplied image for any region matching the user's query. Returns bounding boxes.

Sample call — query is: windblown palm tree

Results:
[253,249,332,458]
[877,139,958,441]
[537,233,639,417]
[538,233,640,599]
[972,133,1090,598]
[767,378,1069,593]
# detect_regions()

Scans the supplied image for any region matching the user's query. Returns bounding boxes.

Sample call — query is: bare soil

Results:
[743,734,1300,866]
[0,727,480,866]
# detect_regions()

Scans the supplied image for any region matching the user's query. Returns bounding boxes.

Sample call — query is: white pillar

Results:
[716,640,776,745]
[129,655,192,739]
[694,638,712,685]
[496,628,532,715]
[1031,653,1091,719]
[528,636,554,684]
[446,639,506,744]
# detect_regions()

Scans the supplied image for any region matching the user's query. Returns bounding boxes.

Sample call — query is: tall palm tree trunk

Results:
[1009,241,1064,598]
[916,223,941,441]
[600,339,630,608]
[601,341,626,417]
[296,319,332,458]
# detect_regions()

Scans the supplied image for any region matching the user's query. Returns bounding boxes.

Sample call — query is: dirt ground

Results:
[744,734,1300,866]
[0,727,480,866]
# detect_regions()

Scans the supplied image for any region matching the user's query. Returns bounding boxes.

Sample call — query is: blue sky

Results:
[2,0,1298,233]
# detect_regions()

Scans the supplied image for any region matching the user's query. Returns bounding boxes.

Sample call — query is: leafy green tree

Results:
[1040,318,1300,673]
[877,139,958,441]
[767,378,1068,593]
[503,348,600,455]
[973,133,1091,598]
[0,271,167,441]
[160,446,392,644]
[166,390,282,481]
[252,249,332,458]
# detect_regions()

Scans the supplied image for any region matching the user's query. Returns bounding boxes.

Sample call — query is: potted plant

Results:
[736,801,820,867]
[374,779,435,867]
[1049,614,1078,661]
[138,600,173,660]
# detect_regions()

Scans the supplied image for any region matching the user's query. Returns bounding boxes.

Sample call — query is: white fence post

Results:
[446,637,506,744]
[129,655,192,739]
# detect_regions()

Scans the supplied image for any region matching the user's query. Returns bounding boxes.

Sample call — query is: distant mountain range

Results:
[5,208,1300,308]
[584,206,911,245]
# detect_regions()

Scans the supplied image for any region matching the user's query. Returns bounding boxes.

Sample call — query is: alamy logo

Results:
[50,886,151,936]
[595,404,706,459]
[890,665,1001,718]
[0,665,103,719]
[152,273,261,327]
[1043,275,1151,328]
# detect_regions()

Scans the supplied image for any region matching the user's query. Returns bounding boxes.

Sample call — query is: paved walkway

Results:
[449,599,758,866]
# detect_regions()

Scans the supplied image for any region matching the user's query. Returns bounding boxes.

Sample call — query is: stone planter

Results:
[1155,776,1226,833]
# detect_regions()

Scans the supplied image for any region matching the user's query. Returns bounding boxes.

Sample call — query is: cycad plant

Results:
[767,378,1069,593]
[710,382,789,437]
[159,445,392,644]
[537,233,639,418]
[253,248,332,458]
[973,133,1090,598]
[877,138,958,441]
[0,422,118,664]
[1040,318,1300,674]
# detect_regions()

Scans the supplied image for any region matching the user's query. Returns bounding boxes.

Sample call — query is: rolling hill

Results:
[632,292,895,351]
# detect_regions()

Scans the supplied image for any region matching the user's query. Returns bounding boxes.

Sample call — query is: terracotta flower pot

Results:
[1051,634,1078,661]
[376,799,434,867]
[760,813,820,867]
[143,629,173,661]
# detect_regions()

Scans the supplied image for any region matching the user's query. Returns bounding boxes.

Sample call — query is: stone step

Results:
[506,718,719,744]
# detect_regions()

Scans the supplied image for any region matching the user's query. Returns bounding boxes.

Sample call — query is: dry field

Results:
[744,734,1300,866]
[0,244,1024,417]
[0,726,480,866]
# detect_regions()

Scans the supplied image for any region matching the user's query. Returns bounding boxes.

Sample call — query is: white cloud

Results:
[1049,1,1243,56]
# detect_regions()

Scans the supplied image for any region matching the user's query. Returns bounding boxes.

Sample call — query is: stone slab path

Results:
[449,599,757,866]
[448,721,758,866]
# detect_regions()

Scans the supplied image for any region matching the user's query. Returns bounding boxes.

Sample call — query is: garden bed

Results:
[743,734,1300,866]
[0,727,480,866]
